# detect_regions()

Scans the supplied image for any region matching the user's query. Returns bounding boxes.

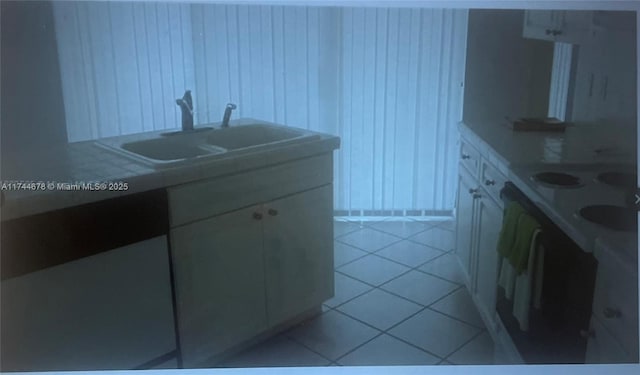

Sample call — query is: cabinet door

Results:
[523,10,592,44]
[523,10,560,42]
[170,206,267,366]
[263,185,334,326]
[556,11,592,44]
[585,316,635,363]
[455,165,478,290]
[474,192,502,329]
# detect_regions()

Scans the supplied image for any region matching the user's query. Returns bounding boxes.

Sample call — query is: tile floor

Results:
[217,218,494,368]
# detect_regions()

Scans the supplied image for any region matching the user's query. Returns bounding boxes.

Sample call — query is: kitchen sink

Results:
[122,136,224,161]
[205,124,320,151]
[96,123,321,168]
[578,205,637,232]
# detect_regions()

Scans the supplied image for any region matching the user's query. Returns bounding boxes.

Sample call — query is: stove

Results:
[532,172,584,188]
[578,204,637,232]
[595,171,637,190]
[509,163,638,251]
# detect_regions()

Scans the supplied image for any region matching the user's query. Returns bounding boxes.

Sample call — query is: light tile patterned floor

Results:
[217,218,495,367]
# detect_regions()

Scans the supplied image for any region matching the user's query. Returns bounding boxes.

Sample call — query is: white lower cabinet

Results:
[170,205,268,365]
[455,166,477,289]
[263,185,334,325]
[585,316,634,364]
[170,184,334,367]
[455,140,504,332]
[473,190,502,330]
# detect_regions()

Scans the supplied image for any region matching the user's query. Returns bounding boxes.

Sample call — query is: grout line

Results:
[331,331,386,365]
[330,308,446,363]
[423,305,486,334]
[425,304,488,331]
[332,306,445,363]
[404,236,455,253]
[414,267,464,286]
[281,312,351,364]
[288,338,340,365]
[442,328,490,365]
[370,245,445,268]
[333,241,370,268]
[422,284,464,309]
[334,234,405,255]
[333,251,461,310]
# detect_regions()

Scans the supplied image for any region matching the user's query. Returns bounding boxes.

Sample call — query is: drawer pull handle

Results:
[469,188,479,194]
[253,212,263,220]
[485,179,496,186]
[603,308,622,319]
[461,154,471,160]
[268,209,279,216]
[473,193,482,199]
[579,329,595,339]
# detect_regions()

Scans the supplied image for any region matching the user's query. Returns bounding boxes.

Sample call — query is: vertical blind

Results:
[54,2,468,214]
[53,1,195,141]
[338,8,468,213]
[548,42,573,121]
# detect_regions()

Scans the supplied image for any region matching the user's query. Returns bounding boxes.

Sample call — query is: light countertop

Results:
[458,120,638,265]
[459,119,636,167]
[1,119,339,221]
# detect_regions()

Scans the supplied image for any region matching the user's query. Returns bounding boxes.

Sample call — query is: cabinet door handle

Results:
[485,179,496,186]
[469,188,479,194]
[253,212,263,220]
[552,29,562,36]
[473,193,482,199]
[545,29,552,35]
[603,307,622,319]
[579,329,595,339]
[268,208,278,216]
[461,153,471,160]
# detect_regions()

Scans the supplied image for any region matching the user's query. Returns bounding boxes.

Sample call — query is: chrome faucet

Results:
[221,103,237,128]
[176,90,194,131]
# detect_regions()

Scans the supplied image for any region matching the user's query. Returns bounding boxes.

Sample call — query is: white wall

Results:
[462,9,554,125]
[0,1,68,166]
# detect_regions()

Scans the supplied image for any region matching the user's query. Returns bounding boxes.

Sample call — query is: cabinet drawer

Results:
[460,140,481,178]
[591,253,639,357]
[168,154,332,227]
[480,159,508,205]
[586,315,635,363]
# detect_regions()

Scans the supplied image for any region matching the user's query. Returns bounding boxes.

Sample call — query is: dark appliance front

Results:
[498,182,598,364]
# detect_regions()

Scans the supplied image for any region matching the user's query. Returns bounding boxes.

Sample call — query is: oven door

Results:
[497,183,598,364]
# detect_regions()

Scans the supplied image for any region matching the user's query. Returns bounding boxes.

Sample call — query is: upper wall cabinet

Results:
[523,10,593,44]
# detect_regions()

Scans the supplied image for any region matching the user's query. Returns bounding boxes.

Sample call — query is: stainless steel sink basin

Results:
[121,136,224,161]
[96,123,321,168]
[206,124,320,151]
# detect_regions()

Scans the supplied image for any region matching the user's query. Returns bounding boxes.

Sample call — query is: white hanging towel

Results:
[497,229,545,331]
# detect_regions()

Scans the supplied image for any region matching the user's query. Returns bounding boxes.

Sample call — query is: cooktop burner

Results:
[578,205,637,232]
[532,172,583,188]
[595,171,637,189]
